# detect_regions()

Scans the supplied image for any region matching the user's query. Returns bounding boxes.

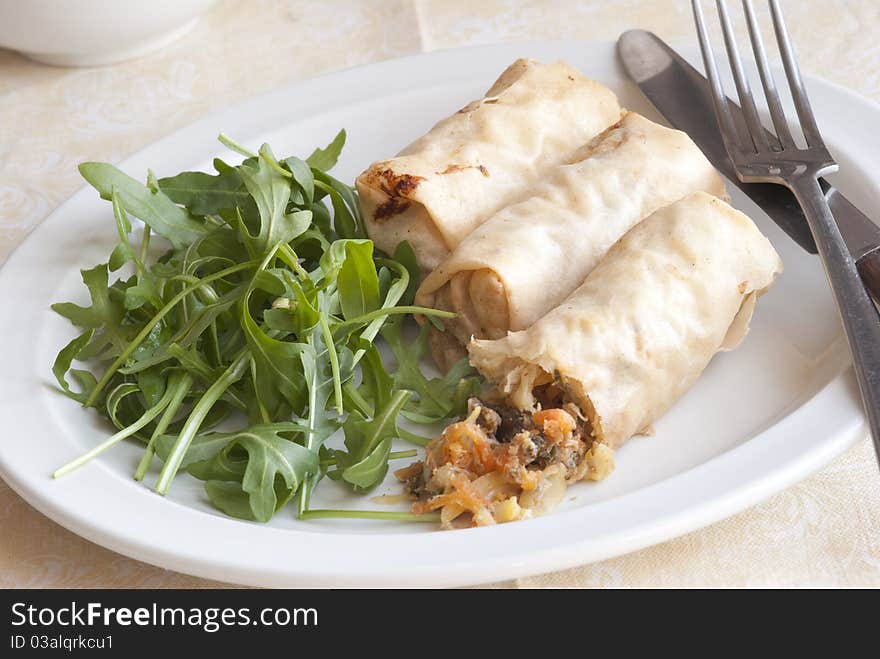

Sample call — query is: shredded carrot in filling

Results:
[533,408,576,441]
[413,473,483,516]
[395,397,605,529]
[435,421,497,474]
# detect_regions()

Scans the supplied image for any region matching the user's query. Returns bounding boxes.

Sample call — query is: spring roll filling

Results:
[396,395,614,528]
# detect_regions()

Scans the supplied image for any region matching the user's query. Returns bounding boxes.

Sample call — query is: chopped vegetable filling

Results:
[396,397,614,528]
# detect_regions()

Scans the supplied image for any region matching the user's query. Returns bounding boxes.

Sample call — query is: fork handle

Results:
[791,175,880,459]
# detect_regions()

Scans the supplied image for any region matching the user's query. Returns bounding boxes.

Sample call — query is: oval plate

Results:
[0,41,873,587]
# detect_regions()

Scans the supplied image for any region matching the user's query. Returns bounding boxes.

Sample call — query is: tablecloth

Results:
[2,0,879,588]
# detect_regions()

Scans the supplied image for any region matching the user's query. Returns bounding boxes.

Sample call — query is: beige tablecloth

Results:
[2,0,879,588]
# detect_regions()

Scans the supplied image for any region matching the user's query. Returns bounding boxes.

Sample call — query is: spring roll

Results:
[468,192,783,451]
[356,58,623,272]
[416,112,728,370]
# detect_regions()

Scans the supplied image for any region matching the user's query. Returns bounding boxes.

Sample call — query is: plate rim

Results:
[0,39,871,587]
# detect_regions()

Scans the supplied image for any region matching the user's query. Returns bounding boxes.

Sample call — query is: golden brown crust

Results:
[358,168,427,222]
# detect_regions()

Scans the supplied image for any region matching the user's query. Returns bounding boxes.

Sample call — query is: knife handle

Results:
[857,247,880,303]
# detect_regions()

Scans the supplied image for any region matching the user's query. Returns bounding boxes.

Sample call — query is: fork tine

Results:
[769,0,824,147]
[691,0,744,158]
[742,0,795,149]
[715,0,769,152]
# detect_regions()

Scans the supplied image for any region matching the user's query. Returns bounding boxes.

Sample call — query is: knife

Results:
[617,29,880,299]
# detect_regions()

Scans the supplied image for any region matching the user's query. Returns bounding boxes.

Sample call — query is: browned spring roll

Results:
[416,112,728,370]
[398,193,781,529]
[356,58,623,273]
[469,192,783,450]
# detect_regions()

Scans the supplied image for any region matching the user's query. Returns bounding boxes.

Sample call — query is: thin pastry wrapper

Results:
[468,192,783,449]
[416,113,728,366]
[356,58,623,272]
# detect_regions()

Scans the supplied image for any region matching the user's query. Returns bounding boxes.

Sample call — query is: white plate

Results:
[0,41,874,588]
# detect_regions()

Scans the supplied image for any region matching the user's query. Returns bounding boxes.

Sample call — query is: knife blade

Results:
[617,30,880,297]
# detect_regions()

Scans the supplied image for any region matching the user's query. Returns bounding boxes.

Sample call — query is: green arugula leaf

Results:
[183,423,318,522]
[391,241,420,305]
[383,319,481,424]
[153,421,307,470]
[237,146,312,256]
[52,329,97,403]
[314,170,362,239]
[122,271,162,312]
[203,481,256,519]
[158,169,256,218]
[306,129,346,171]
[299,336,341,451]
[337,241,380,320]
[317,238,371,286]
[354,343,394,415]
[137,366,168,408]
[108,190,134,272]
[284,156,315,206]
[338,438,393,490]
[52,264,131,358]
[331,389,411,492]
[51,264,114,329]
[293,332,344,515]
[79,162,209,249]
[241,304,309,419]
[104,382,143,432]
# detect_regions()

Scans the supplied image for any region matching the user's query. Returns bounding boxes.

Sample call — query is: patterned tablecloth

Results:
[2,0,879,588]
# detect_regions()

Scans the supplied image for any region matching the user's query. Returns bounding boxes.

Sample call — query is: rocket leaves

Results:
[79,162,210,249]
[328,390,411,492]
[382,318,481,424]
[158,168,253,218]
[50,129,475,525]
[337,241,380,320]
[305,128,346,171]
[191,424,318,522]
[237,146,313,256]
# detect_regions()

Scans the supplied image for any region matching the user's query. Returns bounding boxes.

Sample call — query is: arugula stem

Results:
[54,379,180,478]
[218,133,257,158]
[343,305,455,329]
[154,350,250,495]
[259,147,292,179]
[398,428,433,447]
[165,275,223,366]
[319,315,343,414]
[134,372,194,481]
[277,243,310,280]
[350,307,456,368]
[169,274,221,304]
[110,192,147,275]
[84,260,256,408]
[299,509,440,523]
[350,269,410,368]
[248,357,272,425]
[296,331,329,519]
[138,225,151,265]
[164,342,247,411]
[319,449,416,469]
[205,319,222,367]
[312,180,334,196]
[297,481,313,517]
[342,380,372,417]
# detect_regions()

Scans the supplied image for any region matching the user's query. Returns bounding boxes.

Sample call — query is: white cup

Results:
[0,0,217,67]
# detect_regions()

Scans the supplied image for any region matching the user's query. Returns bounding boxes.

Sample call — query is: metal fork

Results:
[692,0,880,463]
